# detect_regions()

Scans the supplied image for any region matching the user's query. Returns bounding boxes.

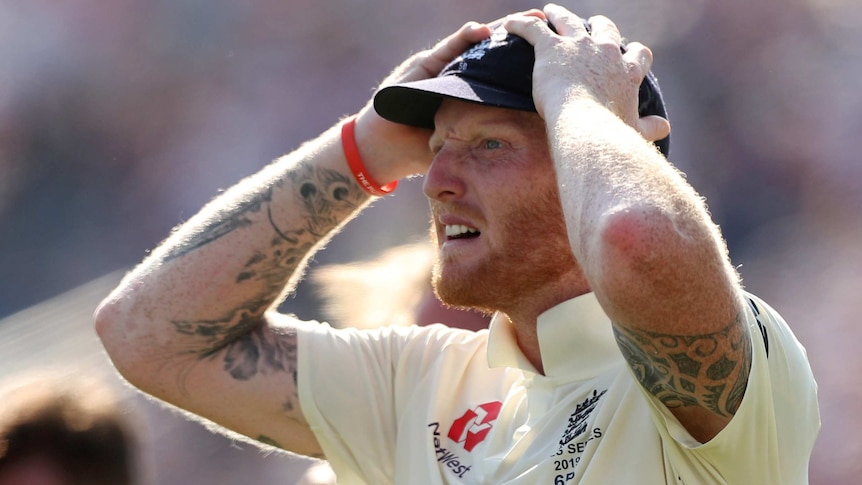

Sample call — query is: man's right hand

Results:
[352,10,546,185]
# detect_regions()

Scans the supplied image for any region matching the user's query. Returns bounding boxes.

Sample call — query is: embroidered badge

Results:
[559,389,607,448]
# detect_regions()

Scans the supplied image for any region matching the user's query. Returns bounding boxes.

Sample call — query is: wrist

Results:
[342,115,398,196]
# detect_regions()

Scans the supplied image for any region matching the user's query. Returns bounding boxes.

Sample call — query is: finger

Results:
[622,41,654,73]
[503,14,554,46]
[588,15,622,47]
[487,8,545,31]
[457,20,494,44]
[543,3,589,37]
[637,115,671,143]
[422,21,491,75]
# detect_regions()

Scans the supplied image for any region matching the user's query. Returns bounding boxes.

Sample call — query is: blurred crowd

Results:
[0,0,859,483]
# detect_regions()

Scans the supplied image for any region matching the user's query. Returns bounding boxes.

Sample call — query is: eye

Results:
[483,139,503,150]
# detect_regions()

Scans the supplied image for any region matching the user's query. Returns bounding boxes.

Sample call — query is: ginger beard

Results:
[429,180,580,316]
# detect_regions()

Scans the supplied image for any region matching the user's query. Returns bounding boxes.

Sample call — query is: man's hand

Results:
[504,4,670,143]
[353,10,547,183]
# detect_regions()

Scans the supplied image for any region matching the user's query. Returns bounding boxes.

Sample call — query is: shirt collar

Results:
[487,292,623,380]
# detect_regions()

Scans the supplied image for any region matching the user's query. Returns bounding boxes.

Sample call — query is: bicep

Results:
[119,311,322,457]
[612,308,751,441]
[206,316,325,453]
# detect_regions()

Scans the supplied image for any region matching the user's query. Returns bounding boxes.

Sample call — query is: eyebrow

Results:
[433,114,527,140]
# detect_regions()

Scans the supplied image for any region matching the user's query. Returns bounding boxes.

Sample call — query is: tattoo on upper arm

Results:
[173,311,298,381]
[612,312,752,417]
[257,434,284,449]
[164,162,365,383]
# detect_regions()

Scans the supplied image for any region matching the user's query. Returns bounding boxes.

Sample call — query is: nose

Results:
[422,147,467,201]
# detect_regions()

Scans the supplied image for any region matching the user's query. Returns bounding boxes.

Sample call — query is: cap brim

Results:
[374,72,670,158]
[373,76,535,130]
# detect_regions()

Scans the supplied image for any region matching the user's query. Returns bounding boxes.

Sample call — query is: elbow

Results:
[583,207,684,310]
[597,206,673,265]
[595,203,728,283]
[93,297,113,341]
[93,294,143,379]
[594,204,706,278]
[94,295,125,348]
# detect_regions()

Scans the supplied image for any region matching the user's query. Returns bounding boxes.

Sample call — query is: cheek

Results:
[498,162,562,211]
[496,175,568,242]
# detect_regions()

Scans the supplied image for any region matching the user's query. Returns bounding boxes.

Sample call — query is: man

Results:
[95,4,819,484]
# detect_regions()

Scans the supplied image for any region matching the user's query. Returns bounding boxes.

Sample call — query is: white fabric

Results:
[298,292,819,484]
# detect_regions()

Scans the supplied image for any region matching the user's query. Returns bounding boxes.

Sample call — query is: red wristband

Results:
[341,116,397,196]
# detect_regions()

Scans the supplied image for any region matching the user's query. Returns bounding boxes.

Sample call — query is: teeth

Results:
[445,224,478,237]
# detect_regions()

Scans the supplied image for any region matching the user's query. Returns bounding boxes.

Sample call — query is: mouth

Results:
[444,224,480,241]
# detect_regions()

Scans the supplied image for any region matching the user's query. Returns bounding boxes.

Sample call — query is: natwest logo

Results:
[447,401,503,452]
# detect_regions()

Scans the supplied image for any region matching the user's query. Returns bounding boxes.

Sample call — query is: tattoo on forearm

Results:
[290,163,360,238]
[162,186,277,262]
[613,313,752,417]
[166,162,365,382]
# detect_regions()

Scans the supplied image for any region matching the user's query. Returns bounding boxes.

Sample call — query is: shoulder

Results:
[642,292,819,482]
[740,292,819,428]
[741,292,813,370]
[712,293,818,455]
[296,319,488,359]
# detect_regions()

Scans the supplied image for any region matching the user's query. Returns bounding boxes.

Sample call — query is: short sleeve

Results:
[639,293,820,484]
[297,322,474,485]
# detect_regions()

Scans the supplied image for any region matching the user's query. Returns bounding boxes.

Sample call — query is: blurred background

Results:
[0,0,859,483]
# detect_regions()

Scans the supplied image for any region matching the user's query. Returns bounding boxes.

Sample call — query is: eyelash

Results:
[430,138,504,154]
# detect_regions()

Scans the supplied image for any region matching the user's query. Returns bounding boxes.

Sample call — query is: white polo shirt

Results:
[298,292,819,484]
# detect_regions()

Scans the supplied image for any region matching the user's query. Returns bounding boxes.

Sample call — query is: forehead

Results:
[432,99,544,136]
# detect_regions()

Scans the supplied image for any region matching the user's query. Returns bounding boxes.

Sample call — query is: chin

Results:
[432,264,498,314]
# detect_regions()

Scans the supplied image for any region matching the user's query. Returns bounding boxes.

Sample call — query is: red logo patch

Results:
[448,401,503,452]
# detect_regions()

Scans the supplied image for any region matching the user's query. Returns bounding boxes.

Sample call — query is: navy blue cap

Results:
[373,27,670,157]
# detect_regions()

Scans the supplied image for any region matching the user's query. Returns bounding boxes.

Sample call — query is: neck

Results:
[505,313,544,375]
[500,283,590,376]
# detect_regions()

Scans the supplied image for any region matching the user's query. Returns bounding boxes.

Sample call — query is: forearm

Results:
[96,121,371,373]
[550,97,750,442]
[549,98,686,248]
[547,97,739,324]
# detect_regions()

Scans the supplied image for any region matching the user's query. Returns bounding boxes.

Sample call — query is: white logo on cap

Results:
[458,27,509,70]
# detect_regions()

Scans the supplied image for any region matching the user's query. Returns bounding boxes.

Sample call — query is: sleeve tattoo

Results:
[164,162,365,384]
[612,312,752,417]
